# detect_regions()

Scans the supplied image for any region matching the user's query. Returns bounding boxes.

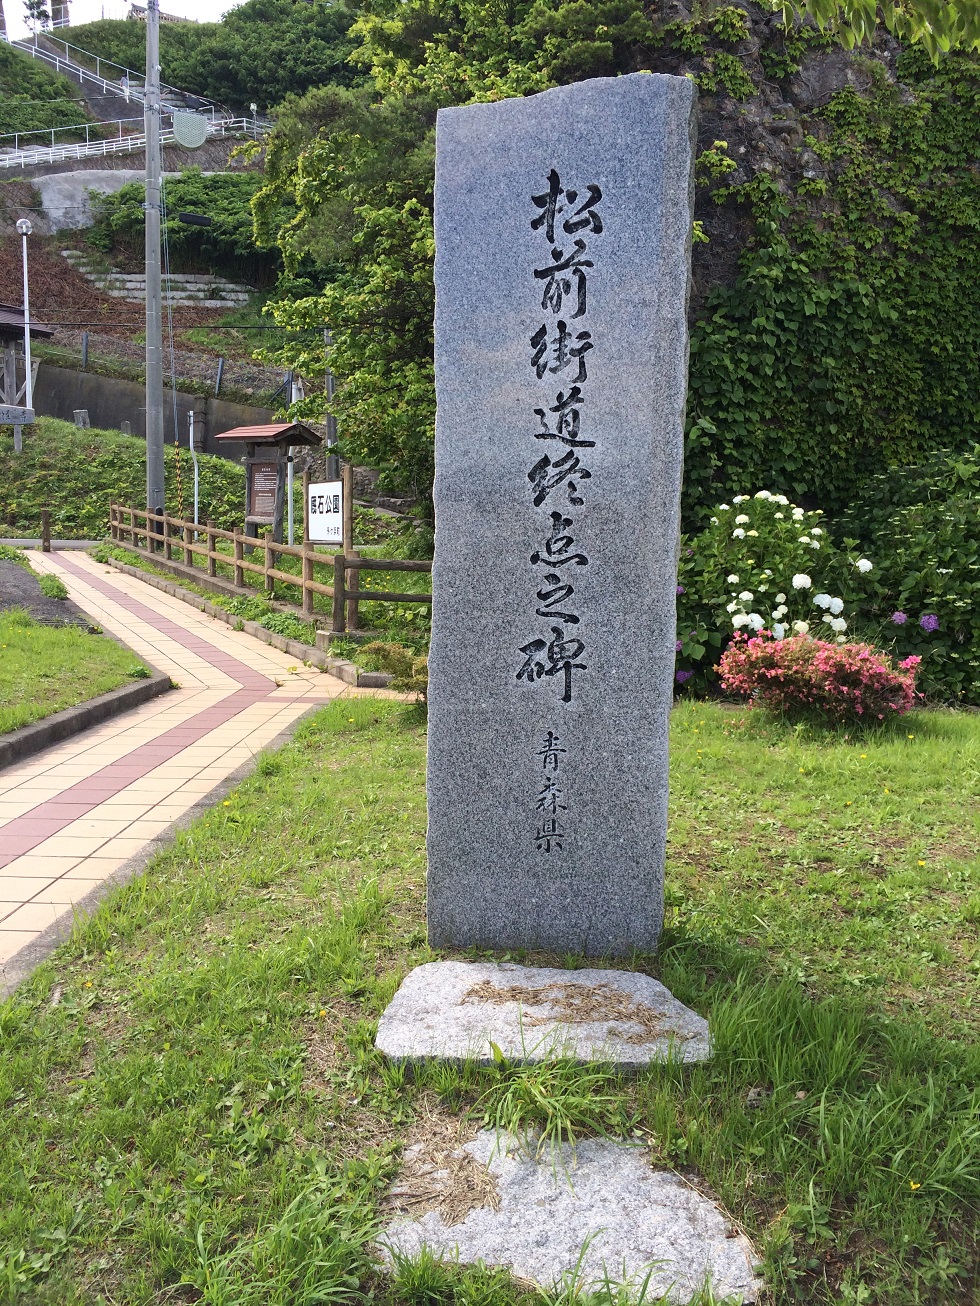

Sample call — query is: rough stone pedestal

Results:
[379,1130,761,1304]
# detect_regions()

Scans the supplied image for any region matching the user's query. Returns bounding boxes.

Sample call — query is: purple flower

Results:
[675,669,693,683]
[676,585,685,595]
[920,613,940,632]
[890,611,908,625]
[675,639,683,652]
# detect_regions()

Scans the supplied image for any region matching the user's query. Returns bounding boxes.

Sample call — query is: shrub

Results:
[719,633,921,726]
[360,641,428,700]
[836,447,980,703]
[38,575,69,600]
[675,490,876,689]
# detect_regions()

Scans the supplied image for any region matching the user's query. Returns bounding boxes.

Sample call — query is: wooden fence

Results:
[109,504,432,636]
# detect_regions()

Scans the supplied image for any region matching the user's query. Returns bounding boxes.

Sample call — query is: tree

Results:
[24,0,50,30]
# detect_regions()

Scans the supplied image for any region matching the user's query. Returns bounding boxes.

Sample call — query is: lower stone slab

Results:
[379,1129,761,1304]
[375,961,711,1068]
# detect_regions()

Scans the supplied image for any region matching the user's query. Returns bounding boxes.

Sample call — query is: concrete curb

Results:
[99,555,393,690]
[0,671,173,772]
[0,708,326,1000]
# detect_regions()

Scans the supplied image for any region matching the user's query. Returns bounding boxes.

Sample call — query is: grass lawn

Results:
[1,700,978,1304]
[0,609,151,734]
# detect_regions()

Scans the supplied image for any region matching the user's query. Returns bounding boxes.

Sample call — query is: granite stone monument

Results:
[427,73,697,955]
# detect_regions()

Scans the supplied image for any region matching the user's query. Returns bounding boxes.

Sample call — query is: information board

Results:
[307,479,343,545]
[248,461,279,520]
[0,406,34,425]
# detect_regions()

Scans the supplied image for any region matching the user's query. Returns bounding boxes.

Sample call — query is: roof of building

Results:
[215,422,322,447]
[0,304,55,342]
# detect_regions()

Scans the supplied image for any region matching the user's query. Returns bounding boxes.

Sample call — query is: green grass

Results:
[1,700,978,1303]
[0,418,246,539]
[0,608,151,733]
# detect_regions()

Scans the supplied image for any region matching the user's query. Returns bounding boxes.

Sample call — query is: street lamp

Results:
[15,218,33,414]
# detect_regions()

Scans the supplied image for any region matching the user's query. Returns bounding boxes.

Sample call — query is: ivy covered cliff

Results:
[251,0,980,526]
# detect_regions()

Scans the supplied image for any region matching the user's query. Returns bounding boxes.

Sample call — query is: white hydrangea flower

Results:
[792,619,810,635]
[735,514,750,524]
[772,622,786,640]
[732,613,751,629]
[733,495,749,504]
[754,490,772,500]
[813,594,832,609]
[718,503,731,511]
[710,516,719,525]
[856,558,873,573]
[758,581,768,590]
[726,601,738,613]
[792,574,812,589]
[810,540,821,549]
[747,613,765,631]
[830,617,847,633]
[811,527,823,536]
[837,635,847,644]
[775,593,786,603]
[763,569,773,577]
[732,528,746,539]
[774,511,784,518]
[799,536,811,544]
[772,605,788,618]
[746,530,759,537]
[738,590,754,601]
[792,508,805,521]
[774,495,789,505]
[828,597,844,615]
[727,574,739,583]
[822,612,833,623]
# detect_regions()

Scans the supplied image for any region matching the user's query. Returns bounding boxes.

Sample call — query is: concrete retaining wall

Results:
[33,363,272,461]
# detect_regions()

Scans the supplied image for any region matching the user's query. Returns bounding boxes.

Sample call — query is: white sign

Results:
[307,479,343,545]
[0,406,34,425]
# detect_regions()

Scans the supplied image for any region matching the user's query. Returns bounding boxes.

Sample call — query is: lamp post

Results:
[14,218,33,454]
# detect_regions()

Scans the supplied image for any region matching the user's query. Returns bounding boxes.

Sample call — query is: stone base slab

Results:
[375,961,711,1068]
[379,1129,760,1303]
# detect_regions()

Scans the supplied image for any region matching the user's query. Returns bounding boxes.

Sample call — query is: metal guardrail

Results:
[11,32,212,110]
[0,115,263,169]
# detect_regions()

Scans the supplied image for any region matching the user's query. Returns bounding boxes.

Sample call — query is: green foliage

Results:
[0,418,246,538]
[687,51,980,520]
[255,4,980,529]
[0,545,30,569]
[776,0,980,60]
[0,41,89,136]
[37,574,68,600]
[67,0,362,112]
[89,168,275,283]
[836,445,980,701]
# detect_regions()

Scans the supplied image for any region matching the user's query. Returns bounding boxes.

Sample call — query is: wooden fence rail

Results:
[109,503,432,636]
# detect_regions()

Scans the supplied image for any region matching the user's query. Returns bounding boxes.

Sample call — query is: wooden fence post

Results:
[302,543,314,617]
[109,504,117,542]
[264,532,274,595]
[332,554,346,633]
[183,522,193,567]
[234,532,244,588]
[342,461,354,557]
[40,509,51,553]
[346,548,360,631]
[207,521,217,577]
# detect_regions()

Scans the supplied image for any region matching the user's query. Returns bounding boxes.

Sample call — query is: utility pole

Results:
[144,0,165,536]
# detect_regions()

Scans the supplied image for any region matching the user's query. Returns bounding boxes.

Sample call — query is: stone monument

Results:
[427,73,697,955]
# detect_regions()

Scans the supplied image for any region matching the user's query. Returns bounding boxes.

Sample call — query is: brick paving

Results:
[0,550,371,977]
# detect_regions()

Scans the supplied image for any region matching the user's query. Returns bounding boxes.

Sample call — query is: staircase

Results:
[61,250,254,309]
[0,32,269,169]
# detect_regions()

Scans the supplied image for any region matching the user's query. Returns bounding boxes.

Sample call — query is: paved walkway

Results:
[1,551,365,982]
